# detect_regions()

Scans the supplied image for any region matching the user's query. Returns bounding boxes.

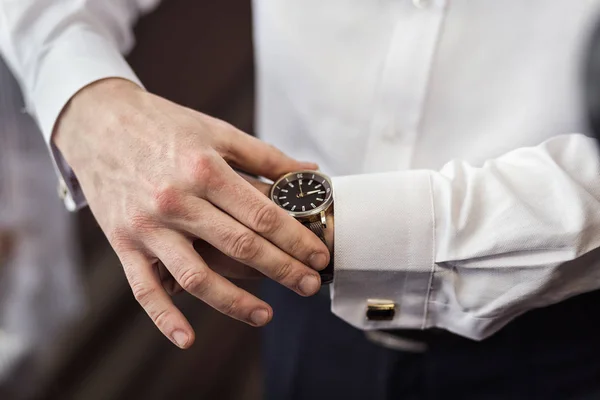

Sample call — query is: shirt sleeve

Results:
[330,133,600,340]
[0,0,159,210]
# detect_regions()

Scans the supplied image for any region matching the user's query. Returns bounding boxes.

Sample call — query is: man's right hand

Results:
[53,78,330,349]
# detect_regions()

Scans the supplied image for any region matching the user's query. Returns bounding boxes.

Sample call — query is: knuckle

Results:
[151,308,171,329]
[222,295,241,317]
[127,210,155,233]
[108,227,132,251]
[179,268,209,295]
[131,280,155,306]
[152,185,183,217]
[227,231,261,262]
[250,203,280,234]
[287,235,306,257]
[188,151,216,186]
[273,261,295,283]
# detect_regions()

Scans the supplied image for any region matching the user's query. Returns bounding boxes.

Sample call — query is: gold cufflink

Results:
[366,299,396,321]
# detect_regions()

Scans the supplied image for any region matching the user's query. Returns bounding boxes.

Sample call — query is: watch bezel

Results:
[270,170,333,218]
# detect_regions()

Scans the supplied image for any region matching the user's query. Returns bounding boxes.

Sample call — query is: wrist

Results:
[52,78,143,168]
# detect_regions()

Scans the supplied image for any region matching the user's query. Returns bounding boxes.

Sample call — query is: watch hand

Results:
[299,180,305,197]
[305,190,321,196]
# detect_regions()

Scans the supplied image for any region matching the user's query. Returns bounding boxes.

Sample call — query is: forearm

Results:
[330,133,600,340]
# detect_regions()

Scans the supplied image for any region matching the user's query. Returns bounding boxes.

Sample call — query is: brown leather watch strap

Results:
[304,221,334,284]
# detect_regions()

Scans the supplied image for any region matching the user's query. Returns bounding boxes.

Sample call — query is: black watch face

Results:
[271,171,332,215]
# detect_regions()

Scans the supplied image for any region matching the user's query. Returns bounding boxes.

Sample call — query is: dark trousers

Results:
[262,281,600,400]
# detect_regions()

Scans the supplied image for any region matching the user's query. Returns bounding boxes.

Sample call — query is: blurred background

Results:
[0,0,262,399]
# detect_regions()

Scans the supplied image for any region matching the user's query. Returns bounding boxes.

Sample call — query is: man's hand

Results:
[53,78,330,349]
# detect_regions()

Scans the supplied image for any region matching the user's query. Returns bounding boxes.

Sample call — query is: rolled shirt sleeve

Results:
[0,0,157,210]
[330,133,600,340]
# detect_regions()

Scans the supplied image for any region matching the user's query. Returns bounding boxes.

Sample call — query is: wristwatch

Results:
[270,170,334,284]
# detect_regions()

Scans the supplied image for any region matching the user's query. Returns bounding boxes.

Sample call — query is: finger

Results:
[120,251,195,349]
[193,240,264,279]
[205,158,330,271]
[171,197,323,296]
[150,231,274,326]
[215,126,318,180]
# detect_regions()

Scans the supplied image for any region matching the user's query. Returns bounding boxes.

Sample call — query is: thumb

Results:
[222,130,318,180]
[237,173,274,197]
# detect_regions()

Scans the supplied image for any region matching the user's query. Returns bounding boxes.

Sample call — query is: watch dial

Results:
[271,172,332,214]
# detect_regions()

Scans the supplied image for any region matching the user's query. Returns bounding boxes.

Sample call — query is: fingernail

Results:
[173,330,189,348]
[309,252,328,270]
[250,308,270,326]
[299,275,320,296]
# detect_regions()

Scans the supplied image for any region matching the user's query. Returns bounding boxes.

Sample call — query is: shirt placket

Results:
[362,0,447,173]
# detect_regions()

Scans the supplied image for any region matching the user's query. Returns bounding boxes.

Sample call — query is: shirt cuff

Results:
[330,170,436,331]
[30,26,142,211]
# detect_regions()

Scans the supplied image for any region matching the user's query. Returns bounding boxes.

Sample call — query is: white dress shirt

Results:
[2,0,600,340]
